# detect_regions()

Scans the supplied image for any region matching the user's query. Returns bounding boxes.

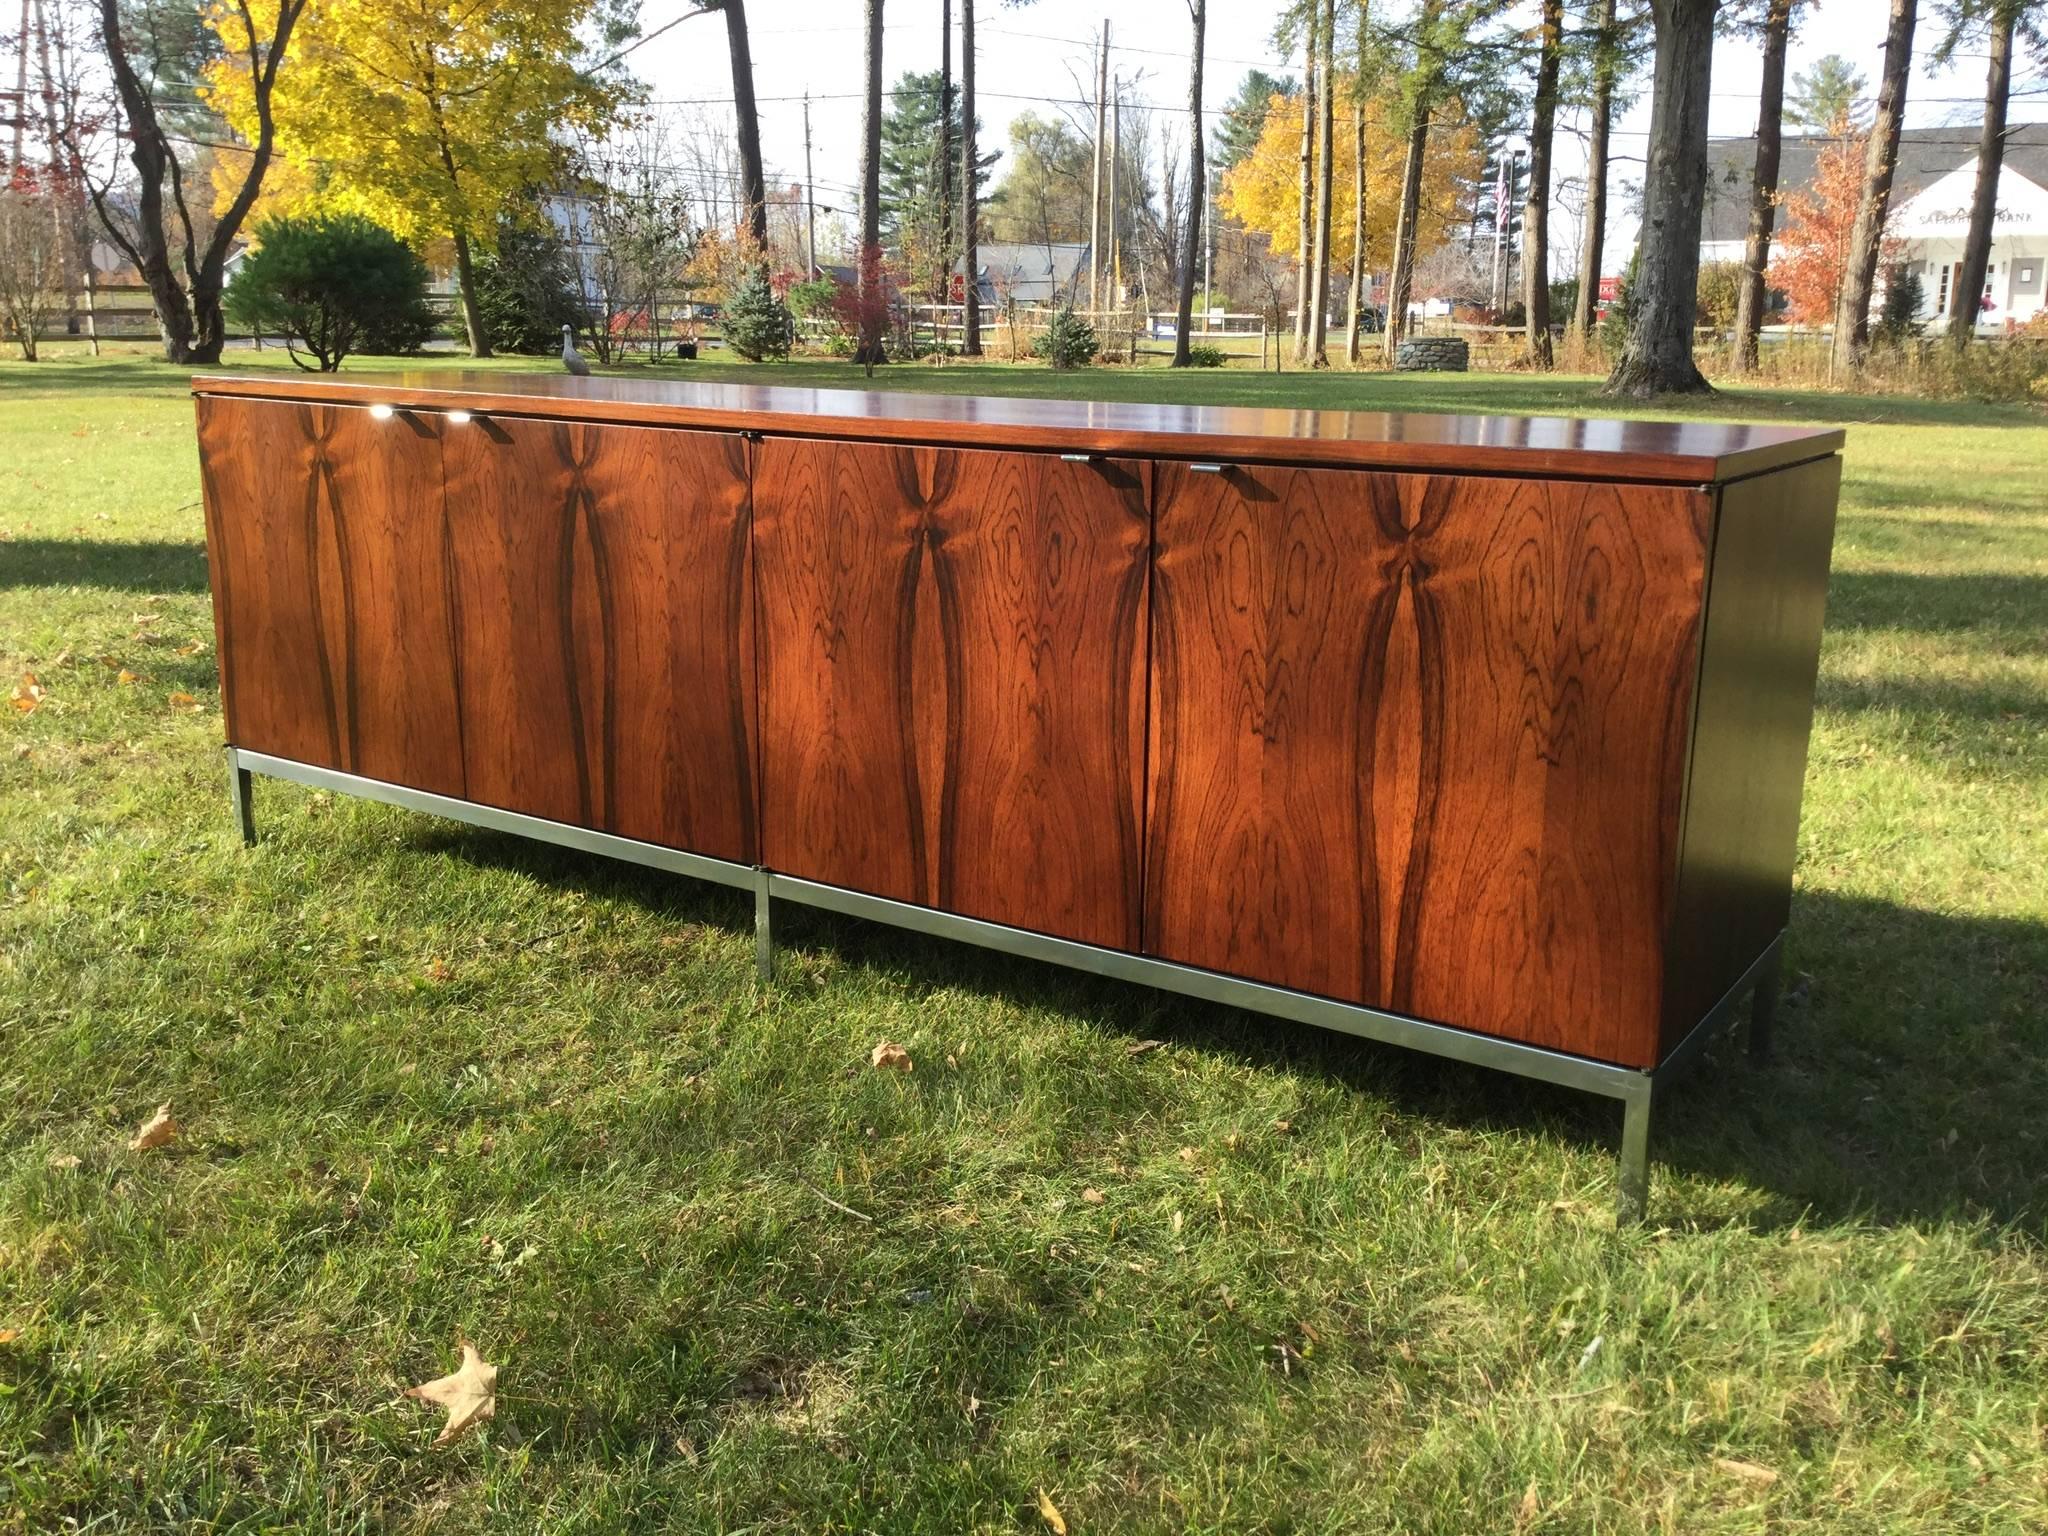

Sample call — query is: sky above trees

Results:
[635,0,2046,277]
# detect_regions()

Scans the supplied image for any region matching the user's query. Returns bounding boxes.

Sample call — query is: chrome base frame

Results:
[227,746,1782,1224]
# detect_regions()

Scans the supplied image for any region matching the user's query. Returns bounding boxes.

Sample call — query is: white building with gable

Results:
[1888,159,2048,333]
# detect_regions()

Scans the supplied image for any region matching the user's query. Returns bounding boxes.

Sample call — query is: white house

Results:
[1695,123,2048,333]
[1888,159,2048,332]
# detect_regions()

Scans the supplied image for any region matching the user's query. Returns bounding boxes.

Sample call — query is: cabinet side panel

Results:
[1661,455,1842,1051]
[440,419,757,861]
[197,395,462,792]
[1147,465,1710,1068]
[755,438,1150,948]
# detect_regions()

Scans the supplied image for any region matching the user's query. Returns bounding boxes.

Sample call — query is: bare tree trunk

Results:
[1293,18,1315,361]
[859,0,883,255]
[1344,3,1367,366]
[1569,0,1616,342]
[451,228,491,357]
[1381,107,1428,361]
[718,0,768,252]
[961,0,981,355]
[1832,0,1917,374]
[858,0,885,365]
[1309,0,1336,365]
[938,0,953,294]
[1564,0,1613,346]
[1603,0,1715,396]
[1732,0,1792,371]
[1947,3,2012,347]
[88,0,304,364]
[1522,0,1561,365]
[1171,0,1206,367]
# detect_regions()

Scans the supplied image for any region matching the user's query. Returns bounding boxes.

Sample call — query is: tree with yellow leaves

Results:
[206,0,632,356]
[1218,75,1477,309]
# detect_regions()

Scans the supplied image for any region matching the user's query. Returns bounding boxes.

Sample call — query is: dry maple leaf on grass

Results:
[406,1341,499,1446]
[870,1041,912,1072]
[10,673,46,713]
[128,1103,177,1151]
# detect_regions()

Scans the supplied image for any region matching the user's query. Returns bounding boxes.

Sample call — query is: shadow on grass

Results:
[1845,477,2048,519]
[0,539,209,594]
[1824,568,2048,653]
[405,820,2047,1236]
[0,356,202,399]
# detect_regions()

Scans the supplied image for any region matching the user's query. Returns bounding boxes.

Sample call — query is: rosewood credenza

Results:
[193,373,1844,1220]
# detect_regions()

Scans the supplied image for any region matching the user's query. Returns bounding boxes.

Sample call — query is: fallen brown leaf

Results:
[128,1102,177,1151]
[1035,1488,1068,1534]
[1516,1479,1540,1527]
[116,669,141,686]
[175,641,208,657]
[46,1152,81,1170]
[406,1341,499,1446]
[167,692,202,712]
[1081,1187,1105,1204]
[10,673,45,713]
[870,1041,912,1072]
[1125,1038,1165,1056]
[0,1329,18,1345]
[1713,1456,1779,1486]
[1177,1146,1198,1163]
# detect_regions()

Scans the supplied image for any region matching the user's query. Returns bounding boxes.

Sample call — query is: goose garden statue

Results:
[561,325,591,377]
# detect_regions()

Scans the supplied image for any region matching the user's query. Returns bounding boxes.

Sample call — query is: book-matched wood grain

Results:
[754,438,1150,948]
[1660,455,1841,1050]
[1145,463,1713,1066]
[438,413,757,860]
[200,394,465,794]
[198,396,758,863]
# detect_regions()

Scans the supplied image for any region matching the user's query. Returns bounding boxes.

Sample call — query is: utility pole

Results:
[1107,74,1120,305]
[803,92,817,278]
[1089,19,1107,312]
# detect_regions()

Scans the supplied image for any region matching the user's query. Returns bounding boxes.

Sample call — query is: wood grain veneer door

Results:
[1145,462,1711,1067]
[199,395,465,794]
[754,438,1150,948]
[439,416,757,863]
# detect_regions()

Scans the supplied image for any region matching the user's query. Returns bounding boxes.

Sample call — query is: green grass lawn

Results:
[2,342,2044,1533]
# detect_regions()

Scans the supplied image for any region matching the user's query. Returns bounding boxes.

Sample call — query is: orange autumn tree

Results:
[1220,76,1480,273]
[1768,121,1899,325]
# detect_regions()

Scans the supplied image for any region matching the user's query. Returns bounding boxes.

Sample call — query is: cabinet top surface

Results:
[192,371,1844,484]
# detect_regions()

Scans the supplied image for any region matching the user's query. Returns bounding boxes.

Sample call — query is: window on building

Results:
[2023,265,2038,284]
[1937,264,1952,313]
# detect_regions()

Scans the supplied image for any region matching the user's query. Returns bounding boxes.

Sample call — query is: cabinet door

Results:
[200,396,466,795]
[440,417,757,863]
[1145,461,1710,1067]
[755,439,1149,949]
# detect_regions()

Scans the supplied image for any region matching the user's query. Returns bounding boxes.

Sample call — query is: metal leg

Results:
[753,868,774,982]
[1749,951,1781,1062]
[1616,1079,1654,1226]
[226,748,256,846]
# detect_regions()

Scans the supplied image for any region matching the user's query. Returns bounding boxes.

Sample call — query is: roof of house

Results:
[1701,121,2048,245]
[959,241,1091,304]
